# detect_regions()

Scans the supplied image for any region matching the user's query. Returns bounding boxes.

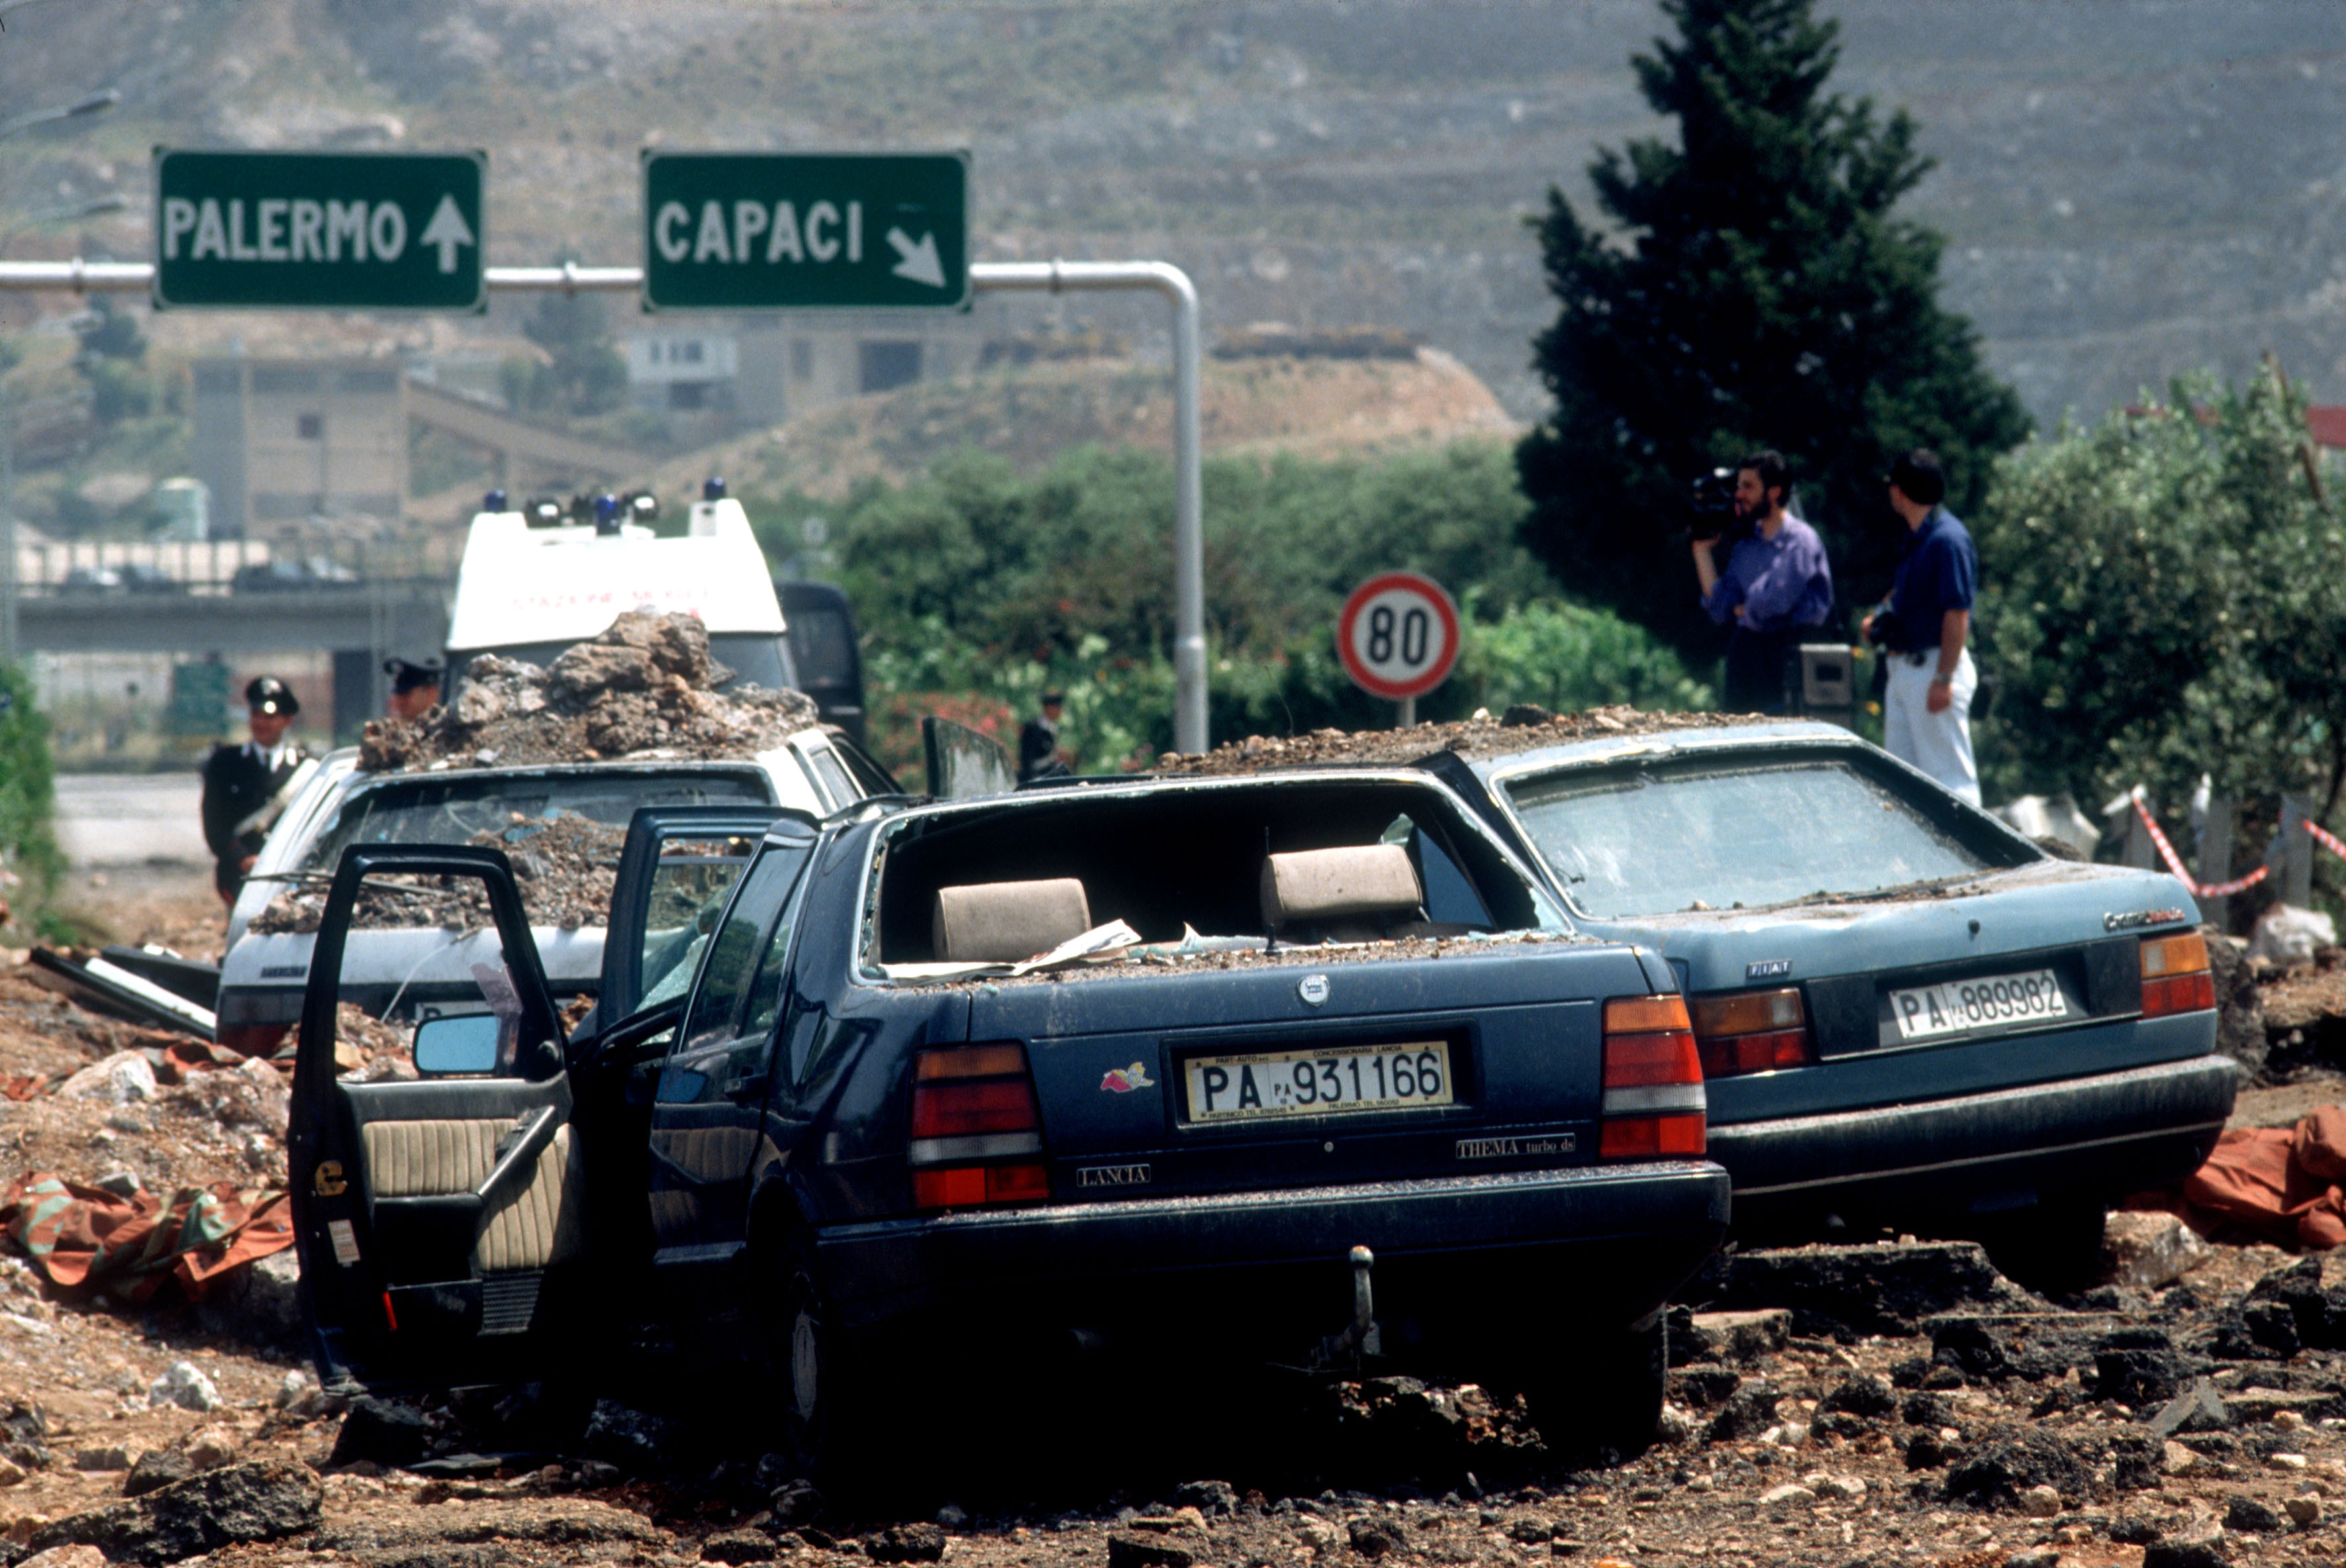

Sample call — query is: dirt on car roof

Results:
[903,927,1600,990]
[355,609,819,774]
[1152,704,1779,776]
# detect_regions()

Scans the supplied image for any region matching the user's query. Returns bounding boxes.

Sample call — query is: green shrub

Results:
[1972,364,2346,890]
[0,662,62,932]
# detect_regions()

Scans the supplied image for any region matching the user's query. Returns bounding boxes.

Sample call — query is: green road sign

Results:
[642,151,969,311]
[153,150,485,311]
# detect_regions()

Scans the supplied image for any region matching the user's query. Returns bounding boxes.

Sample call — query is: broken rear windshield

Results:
[299,769,767,877]
[1504,758,1995,917]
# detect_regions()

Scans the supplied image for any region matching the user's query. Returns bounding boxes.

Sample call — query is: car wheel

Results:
[1977,1199,2108,1295]
[1517,1314,1667,1465]
[756,1235,869,1491]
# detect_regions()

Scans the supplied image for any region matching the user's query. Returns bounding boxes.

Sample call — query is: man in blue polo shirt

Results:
[1863,448,1980,804]
[1690,450,1833,713]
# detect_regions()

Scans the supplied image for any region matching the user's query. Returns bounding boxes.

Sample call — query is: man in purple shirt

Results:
[1690,450,1834,712]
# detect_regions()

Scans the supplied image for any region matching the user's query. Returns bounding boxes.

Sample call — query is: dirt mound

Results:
[356,611,818,773]
[1153,704,1773,775]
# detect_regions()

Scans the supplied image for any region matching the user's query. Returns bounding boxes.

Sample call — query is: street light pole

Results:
[0,84,122,666]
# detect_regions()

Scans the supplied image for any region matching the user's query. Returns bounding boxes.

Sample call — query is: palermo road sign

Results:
[153,150,485,311]
[642,151,969,311]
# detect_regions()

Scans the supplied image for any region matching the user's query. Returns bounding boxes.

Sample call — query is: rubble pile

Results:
[356,610,819,773]
[1155,703,1763,775]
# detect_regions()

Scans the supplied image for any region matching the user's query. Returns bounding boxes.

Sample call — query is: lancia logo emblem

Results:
[1298,973,1330,1007]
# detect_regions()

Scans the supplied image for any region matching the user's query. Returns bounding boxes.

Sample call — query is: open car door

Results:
[289,844,577,1393]
[598,805,798,1027]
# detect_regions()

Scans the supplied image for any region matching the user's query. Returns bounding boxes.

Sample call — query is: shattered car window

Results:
[871,777,1548,969]
[638,838,759,1009]
[253,770,767,934]
[1506,759,1992,918]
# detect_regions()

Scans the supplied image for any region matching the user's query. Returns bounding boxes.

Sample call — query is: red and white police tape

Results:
[2128,787,2271,899]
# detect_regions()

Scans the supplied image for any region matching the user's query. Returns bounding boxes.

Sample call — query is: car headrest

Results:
[1259,844,1424,931]
[932,878,1093,963]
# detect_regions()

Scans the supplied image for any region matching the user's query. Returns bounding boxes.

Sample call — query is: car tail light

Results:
[1599,995,1706,1159]
[1689,987,1815,1079]
[908,1043,1048,1210]
[2141,931,2216,1018]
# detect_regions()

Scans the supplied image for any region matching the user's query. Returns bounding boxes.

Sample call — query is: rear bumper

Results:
[1710,1053,2237,1227]
[816,1161,1730,1356]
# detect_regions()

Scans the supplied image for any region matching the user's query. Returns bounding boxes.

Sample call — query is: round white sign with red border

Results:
[1337,571,1461,701]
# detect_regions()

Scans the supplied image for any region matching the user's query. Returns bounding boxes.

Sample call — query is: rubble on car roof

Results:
[356,610,820,773]
[1152,703,1784,776]
[248,813,624,938]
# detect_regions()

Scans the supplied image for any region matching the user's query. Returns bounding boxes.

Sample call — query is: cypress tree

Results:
[1516,0,2029,656]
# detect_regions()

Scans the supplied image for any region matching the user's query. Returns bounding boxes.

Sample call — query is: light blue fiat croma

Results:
[1420,718,2235,1288]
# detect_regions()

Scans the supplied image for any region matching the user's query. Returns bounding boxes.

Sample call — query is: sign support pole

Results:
[0,254,1210,755]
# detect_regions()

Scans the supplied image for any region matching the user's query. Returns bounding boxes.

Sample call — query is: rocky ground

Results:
[6,871,2346,1565]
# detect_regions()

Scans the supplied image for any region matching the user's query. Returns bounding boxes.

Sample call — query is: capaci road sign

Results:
[642,151,969,311]
[153,150,485,311]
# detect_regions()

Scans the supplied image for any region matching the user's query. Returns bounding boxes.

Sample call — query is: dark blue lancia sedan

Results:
[289,767,1732,1480]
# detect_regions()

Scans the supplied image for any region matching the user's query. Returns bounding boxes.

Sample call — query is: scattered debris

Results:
[2162,1104,2346,1248]
[146,1361,220,1414]
[23,1459,322,1565]
[2106,1208,2215,1289]
[26,950,215,1042]
[1155,705,1768,775]
[1710,1238,2023,1336]
[0,1172,292,1302]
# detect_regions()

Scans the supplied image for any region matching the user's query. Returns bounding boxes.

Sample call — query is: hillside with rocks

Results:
[3,1,2344,424]
[646,347,1518,502]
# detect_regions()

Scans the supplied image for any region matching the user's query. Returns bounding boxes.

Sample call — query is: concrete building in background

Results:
[730,315,985,427]
[191,356,407,538]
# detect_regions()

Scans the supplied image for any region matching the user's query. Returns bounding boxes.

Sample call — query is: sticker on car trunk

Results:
[1889,969,2067,1041]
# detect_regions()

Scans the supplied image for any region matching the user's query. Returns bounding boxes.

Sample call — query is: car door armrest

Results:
[475,1104,561,1206]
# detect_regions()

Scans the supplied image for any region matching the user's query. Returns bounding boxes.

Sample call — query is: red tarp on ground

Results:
[0,1173,293,1303]
[2164,1105,2346,1250]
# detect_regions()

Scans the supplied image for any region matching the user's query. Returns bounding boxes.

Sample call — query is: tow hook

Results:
[1312,1244,1382,1371]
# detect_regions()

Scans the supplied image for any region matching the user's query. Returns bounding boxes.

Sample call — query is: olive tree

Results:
[1972,365,2346,852]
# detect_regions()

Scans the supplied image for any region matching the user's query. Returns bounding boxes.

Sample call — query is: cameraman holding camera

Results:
[1690,450,1833,713]
[1863,449,1980,805]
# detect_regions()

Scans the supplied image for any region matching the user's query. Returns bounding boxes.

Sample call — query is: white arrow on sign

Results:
[886,227,946,288]
[418,195,475,275]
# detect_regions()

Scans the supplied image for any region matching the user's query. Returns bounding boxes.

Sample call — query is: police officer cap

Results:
[244,676,299,716]
[383,657,444,695]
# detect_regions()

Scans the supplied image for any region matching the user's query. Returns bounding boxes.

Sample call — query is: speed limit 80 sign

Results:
[1337,571,1461,701]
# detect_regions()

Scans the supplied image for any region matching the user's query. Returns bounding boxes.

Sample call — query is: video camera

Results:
[1687,466,1747,544]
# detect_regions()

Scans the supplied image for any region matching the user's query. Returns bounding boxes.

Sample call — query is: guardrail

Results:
[9,534,460,595]
[0,255,1210,752]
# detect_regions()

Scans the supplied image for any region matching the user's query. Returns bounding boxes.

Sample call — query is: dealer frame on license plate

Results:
[1184,1040,1455,1124]
[1888,968,2067,1042]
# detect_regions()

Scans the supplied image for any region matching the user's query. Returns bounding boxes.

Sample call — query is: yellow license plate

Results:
[1184,1041,1454,1123]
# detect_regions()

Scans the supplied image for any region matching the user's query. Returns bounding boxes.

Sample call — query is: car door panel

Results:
[289,844,572,1391]
[647,822,820,1268]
